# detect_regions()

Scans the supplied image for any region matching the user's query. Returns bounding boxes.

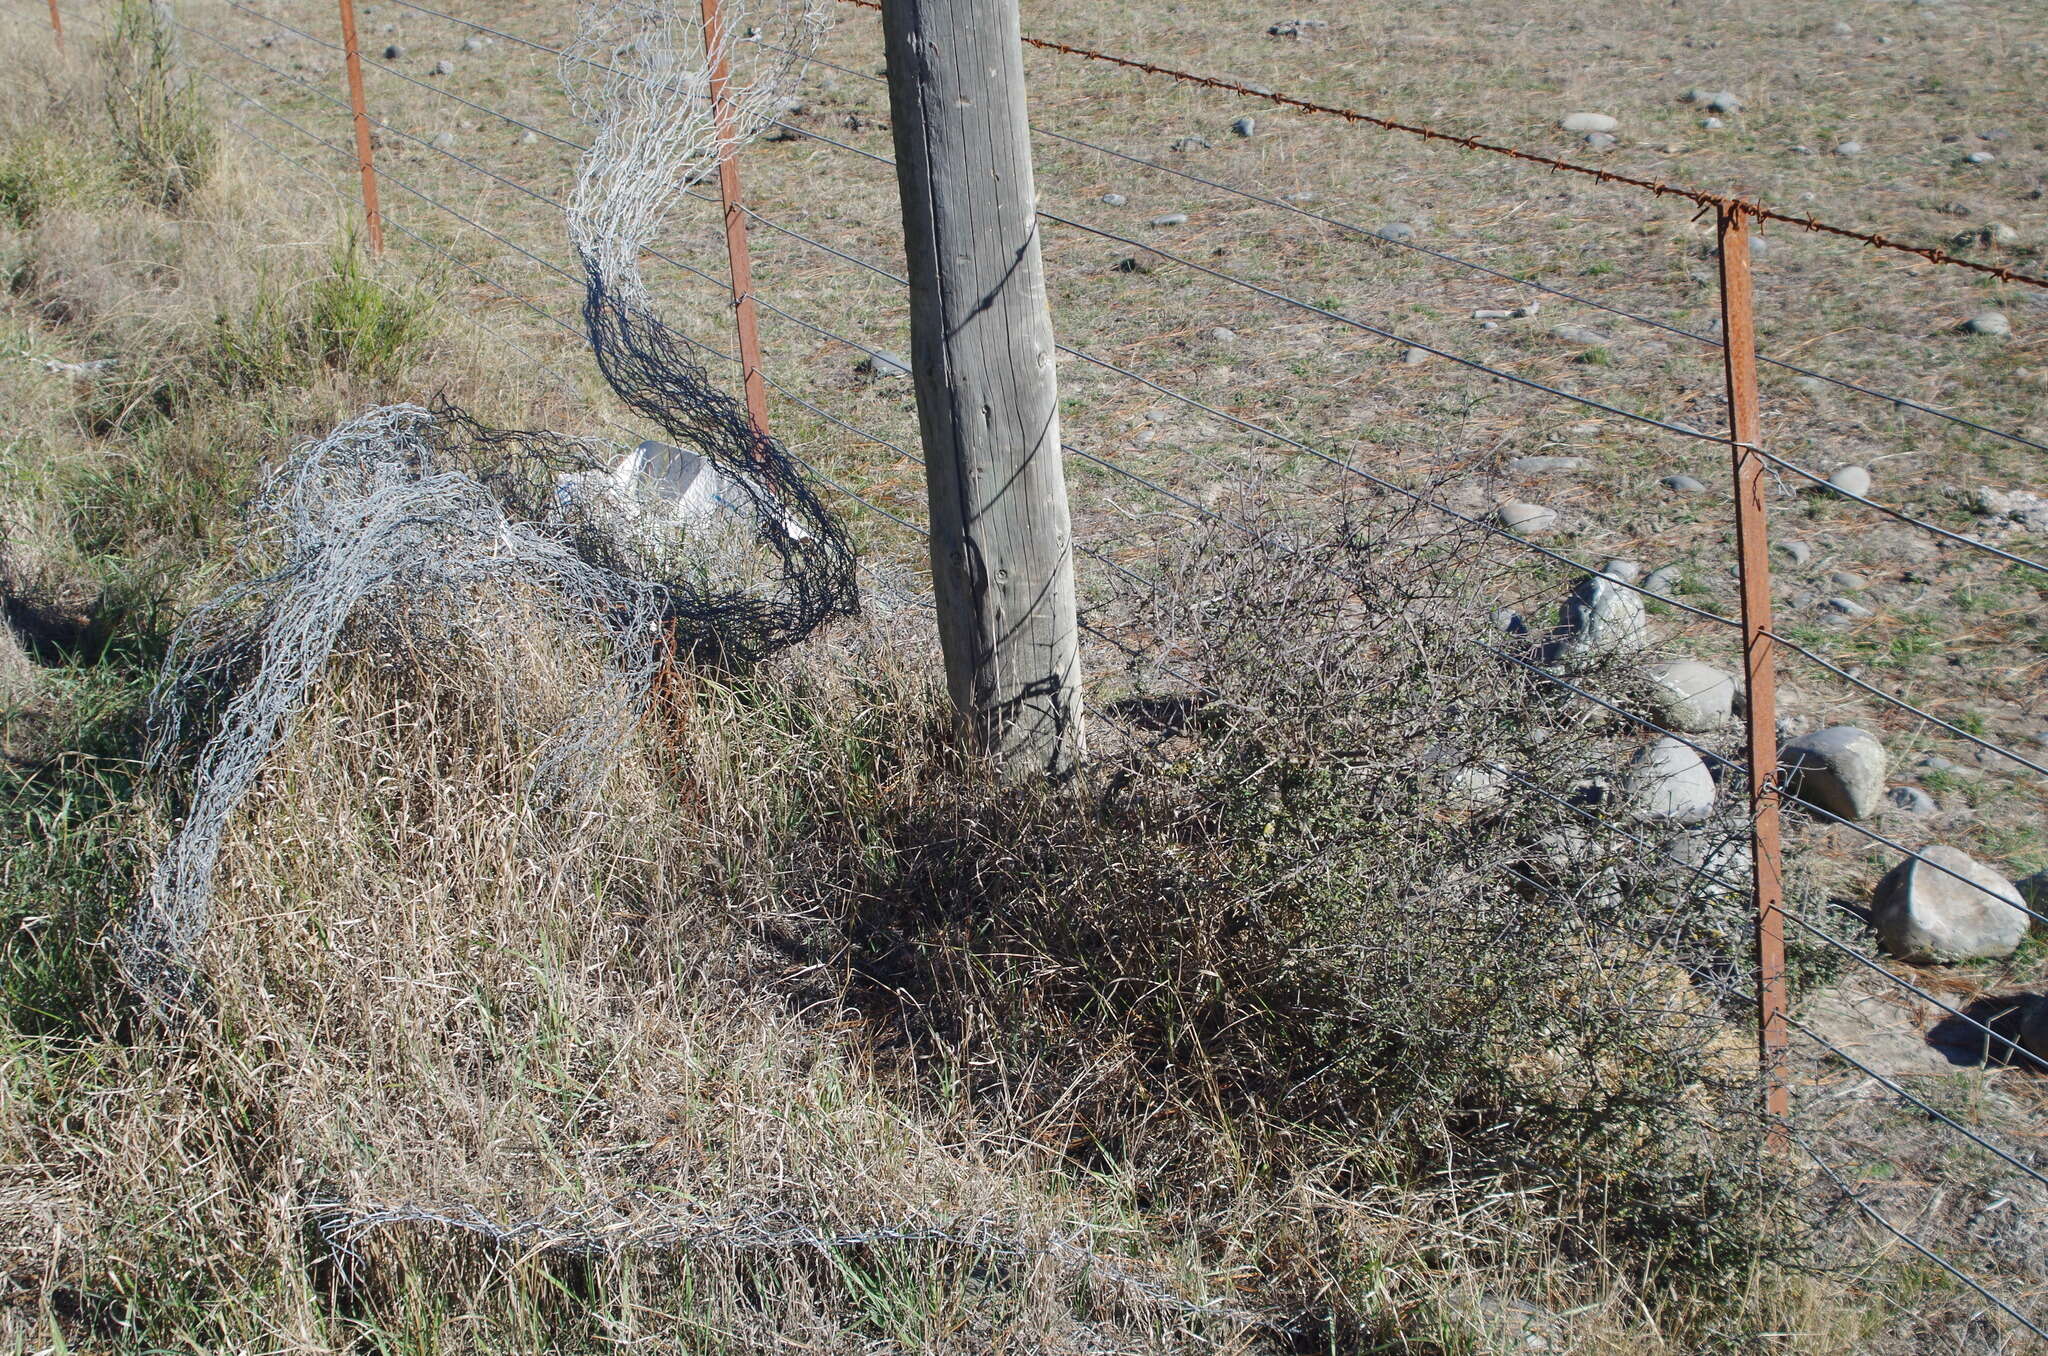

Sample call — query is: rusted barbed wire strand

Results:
[828,0,2046,290]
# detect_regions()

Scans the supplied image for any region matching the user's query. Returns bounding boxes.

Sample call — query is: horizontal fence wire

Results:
[758,32,2048,458]
[824,0,2048,290]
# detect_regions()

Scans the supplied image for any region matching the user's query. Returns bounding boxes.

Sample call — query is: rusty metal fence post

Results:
[335,0,384,253]
[1715,204,1790,1147]
[45,0,63,49]
[699,0,772,435]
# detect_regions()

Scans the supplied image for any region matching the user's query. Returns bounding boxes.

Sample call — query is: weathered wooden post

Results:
[879,0,1083,777]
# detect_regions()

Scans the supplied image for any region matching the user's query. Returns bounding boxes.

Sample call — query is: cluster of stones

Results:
[1502,560,2043,1054]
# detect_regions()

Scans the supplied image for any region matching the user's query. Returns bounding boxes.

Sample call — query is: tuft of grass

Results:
[100,0,216,208]
[0,132,115,228]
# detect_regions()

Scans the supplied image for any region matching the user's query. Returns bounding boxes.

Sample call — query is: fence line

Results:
[31,0,2048,1337]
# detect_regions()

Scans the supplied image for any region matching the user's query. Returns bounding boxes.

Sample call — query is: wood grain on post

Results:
[879,0,1082,776]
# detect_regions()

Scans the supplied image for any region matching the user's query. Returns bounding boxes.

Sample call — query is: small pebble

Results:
[1964,311,2012,337]
[1918,754,1957,772]
[1231,116,1256,138]
[1507,456,1585,474]
[1210,327,1237,344]
[1662,474,1706,493]
[1100,192,1127,206]
[1887,786,1938,814]
[1403,346,1428,365]
[517,129,538,146]
[1377,222,1418,243]
[1148,212,1189,228]
[1834,140,1864,157]
[1171,136,1212,152]
[432,58,454,76]
[1282,190,1319,203]
[1602,559,1642,584]
[1561,112,1620,134]
[1828,464,1873,497]
[1584,132,1618,151]
[1701,117,1724,130]
[382,43,405,60]
[1964,150,1996,165]
[1774,540,1813,567]
[460,35,484,53]
[1828,570,1869,591]
[1827,596,1872,617]
[429,130,457,150]
[1644,565,1682,594]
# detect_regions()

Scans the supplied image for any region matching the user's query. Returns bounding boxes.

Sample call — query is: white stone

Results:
[1644,660,1736,732]
[1546,572,1650,667]
[1827,464,1872,497]
[1561,112,1619,133]
[1964,311,2011,337]
[1872,845,2029,963]
[1496,500,1560,535]
[1781,725,1887,821]
[1626,737,1717,823]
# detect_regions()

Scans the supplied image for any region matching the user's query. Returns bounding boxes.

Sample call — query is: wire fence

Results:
[29,0,2048,1339]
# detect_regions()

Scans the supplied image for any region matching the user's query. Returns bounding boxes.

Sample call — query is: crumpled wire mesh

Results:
[126,404,671,1008]
[129,0,860,1008]
[564,0,855,663]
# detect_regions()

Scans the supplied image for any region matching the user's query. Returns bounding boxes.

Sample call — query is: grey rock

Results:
[856,350,911,379]
[1495,500,1560,535]
[1701,116,1725,130]
[1886,785,1939,814]
[1644,565,1682,594]
[1973,486,2048,535]
[1377,222,1418,243]
[1507,456,1585,475]
[1584,132,1618,150]
[1549,323,1614,347]
[460,34,484,53]
[1493,608,1527,637]
[1282,190,1319,203]
[517,129,538,146]
[1148,212,1189,227]
[1625,737,1718,822]
[1782,725,1887,821]
[1873,845,2029,962]
[1774,540,1813,567]
[1828,464,1873,497]
[1662,474,1707,493]
[1917,754,1959,773]
[1828,570,1869,591]
[1170,136,1212,152]
[1683,88,1743,114]
[1964,311,2012,337]
[1100,192,1127,206]
[1403,346,1428,365]
[429,130,457,150]
[1561,112,1619,134]
[1964,150,1996,165]
[1267,17,1327,36]
[1827,596,1871,617]
[382,43,405,60]
[1645,660,1737,732]
[1830,20,1854,35]
[1231,116,1256,138]
[1547,572,1651,667]
[432,58,454,76]
[1835,140,1864,157]
[1602,559,1642,585]
[1209,327,1238,344]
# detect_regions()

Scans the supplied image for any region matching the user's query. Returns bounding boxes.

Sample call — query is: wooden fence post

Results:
[1717,204,1790,1148]
[698,0,772,435]
[335,0,384,253]
[878,0,1082,776]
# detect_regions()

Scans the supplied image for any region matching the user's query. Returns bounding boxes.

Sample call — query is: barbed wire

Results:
[826,0,2048,290]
